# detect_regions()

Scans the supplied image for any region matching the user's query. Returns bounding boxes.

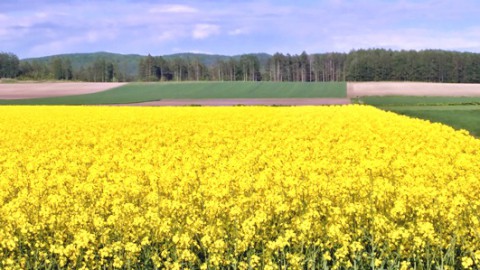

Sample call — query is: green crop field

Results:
[357,96,480,106]
[387,108,480,137]
[0,81,346,105]
[357,96,480,137]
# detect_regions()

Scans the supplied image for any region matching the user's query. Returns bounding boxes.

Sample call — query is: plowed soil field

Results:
[348,82,480,97]
[0,82,126,99]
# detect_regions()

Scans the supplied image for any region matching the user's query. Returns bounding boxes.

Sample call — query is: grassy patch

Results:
[387,108,480,137]
[0,78,19,84]
[379,105,480,111]
[359,96,480,137]
[358,96,480,106]
[0,81,346,105]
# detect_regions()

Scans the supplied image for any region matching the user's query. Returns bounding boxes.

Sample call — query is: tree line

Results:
[1,53,128,82]
[0,52,20,79]
[2,49,480,83]
[138,54,262,82]
[345,49,480,83]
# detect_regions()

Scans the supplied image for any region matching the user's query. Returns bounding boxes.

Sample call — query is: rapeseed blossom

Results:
[0,105,479,269]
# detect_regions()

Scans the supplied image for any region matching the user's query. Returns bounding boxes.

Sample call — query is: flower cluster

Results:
[0,105,479,269]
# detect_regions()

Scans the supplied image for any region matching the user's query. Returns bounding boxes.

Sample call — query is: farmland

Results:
[390,109,480,137]
[348,82,480,97]
[357,96,480,106]
[0,82,346,105]
[2,81,480,136]
[347,82,480,137]
[1,106,479,269]
[0,82,126,99]
[356,96,480,137]
[2,81,480,135]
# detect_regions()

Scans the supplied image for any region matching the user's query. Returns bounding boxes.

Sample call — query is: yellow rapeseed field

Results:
[0,105,479,269]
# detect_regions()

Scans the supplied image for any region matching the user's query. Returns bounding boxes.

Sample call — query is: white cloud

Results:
[155,30,182,42]
[26,27,121,57]
[0,29,6,40]
[34,12,49,19]
[86,31,99,43]
[6,0,480,57]
[330,28,480,52]
[192,24,220,39]
[0,14,31,42]
[149,4,197,14]
[28,40,71,56]
[228,28,249,36]
[84,29,117,43]
[0,14,7,38]
[188,49,215,54]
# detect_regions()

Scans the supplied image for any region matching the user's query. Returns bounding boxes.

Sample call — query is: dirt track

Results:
[348,82,480,97]
[0,82,126,99]
[116,98,351,106]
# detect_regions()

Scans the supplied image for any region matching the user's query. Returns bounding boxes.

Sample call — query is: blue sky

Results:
[1,0,480,58]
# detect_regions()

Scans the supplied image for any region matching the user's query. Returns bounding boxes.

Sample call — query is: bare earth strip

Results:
[118,98,351,106]
[0,82,127,99]
[348,82,480,97]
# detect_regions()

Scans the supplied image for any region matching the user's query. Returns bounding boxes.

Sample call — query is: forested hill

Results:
[19,52,271,81]
[2,49,480,82]
[21,52,271,66]
[162,53,271,67]
[22,52,143,74]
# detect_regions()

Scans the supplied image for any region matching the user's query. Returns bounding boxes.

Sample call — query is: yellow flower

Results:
[0,105,479,268]
[462,256,474,268]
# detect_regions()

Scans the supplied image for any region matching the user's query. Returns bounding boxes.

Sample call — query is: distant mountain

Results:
[21,52,273,77]
[162,53,231,66]
[162,52,272,67]
[22,52,144,77]
[233,53,271,67]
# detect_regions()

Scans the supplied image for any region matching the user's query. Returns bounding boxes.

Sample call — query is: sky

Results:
[1,0,480,59]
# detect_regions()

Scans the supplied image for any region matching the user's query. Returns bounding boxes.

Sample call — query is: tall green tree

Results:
[239,54,260,81]
[50,58,64,80]
[0,52,20,78]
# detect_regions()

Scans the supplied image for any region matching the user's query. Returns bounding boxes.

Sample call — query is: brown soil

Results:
[116,98,351,106]
[0,82,126,99]
[348,82,480,97]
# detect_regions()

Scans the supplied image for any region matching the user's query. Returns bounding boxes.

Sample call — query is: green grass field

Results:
[387,108,480,137]
[357,96,480,106]
[358,96,480,137]
[0,81,346,105]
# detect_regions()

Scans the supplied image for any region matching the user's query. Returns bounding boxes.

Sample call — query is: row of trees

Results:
[345,49,480,83]
[138,54,262,82]
[138,54,207,81]
[26,58,74,80]
[265,52,346,82]
[140,49,480,83]
[0,53,20,79]
[1,53,127,82]
[75,59,123,82]
[2,50,480,83]
[138,52,346,82]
